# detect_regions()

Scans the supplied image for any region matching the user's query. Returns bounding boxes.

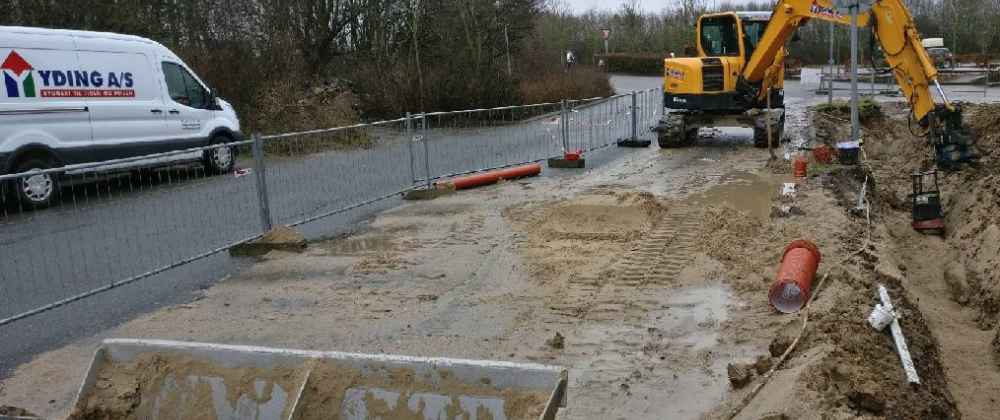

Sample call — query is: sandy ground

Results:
[2,84,999,419]
[849,102,1000,420]
[1,134,779,419]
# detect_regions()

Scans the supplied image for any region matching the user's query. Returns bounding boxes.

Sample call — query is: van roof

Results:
[0,26,170,51]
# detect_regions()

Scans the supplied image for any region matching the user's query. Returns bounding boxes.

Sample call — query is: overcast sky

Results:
[561,0,679,13]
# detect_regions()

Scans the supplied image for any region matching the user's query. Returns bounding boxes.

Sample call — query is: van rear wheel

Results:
[203,136,235,174]
[12,156,60,208]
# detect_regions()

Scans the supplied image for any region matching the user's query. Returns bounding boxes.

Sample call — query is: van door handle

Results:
[150,109,163,114]
[168,109,180,115]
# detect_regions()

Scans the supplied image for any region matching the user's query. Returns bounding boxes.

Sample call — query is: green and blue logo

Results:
[2,50,136,98]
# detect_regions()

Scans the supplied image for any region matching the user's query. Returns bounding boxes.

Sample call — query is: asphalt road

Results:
[0,89,651,375]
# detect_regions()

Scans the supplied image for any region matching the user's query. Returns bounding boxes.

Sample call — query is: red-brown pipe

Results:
[442,163,542,190]
[768,240,822,313]
[793,156,808,179]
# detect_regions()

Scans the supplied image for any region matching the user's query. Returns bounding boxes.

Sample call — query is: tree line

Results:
[546,0,1000,67]
[0,0,612,131]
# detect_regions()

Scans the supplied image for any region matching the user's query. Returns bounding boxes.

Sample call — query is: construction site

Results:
[2,0,1000,419]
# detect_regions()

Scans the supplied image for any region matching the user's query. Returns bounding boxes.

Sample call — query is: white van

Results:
[0,26,242,206]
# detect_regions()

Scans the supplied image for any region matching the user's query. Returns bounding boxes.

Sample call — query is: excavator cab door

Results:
[696,13,745,92]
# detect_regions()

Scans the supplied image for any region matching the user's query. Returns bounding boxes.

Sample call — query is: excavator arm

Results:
[742,0,950,125]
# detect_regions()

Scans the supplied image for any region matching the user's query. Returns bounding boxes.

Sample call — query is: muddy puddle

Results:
[687,171,780,220]
[563,283,737,419]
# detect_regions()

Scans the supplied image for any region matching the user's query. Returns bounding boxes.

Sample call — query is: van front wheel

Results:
[203,136,235,174]
[12,156,60,208]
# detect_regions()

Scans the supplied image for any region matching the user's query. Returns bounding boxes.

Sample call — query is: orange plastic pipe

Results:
[793,156,808,179]
[768,240,822,314]
[443,163,542,190]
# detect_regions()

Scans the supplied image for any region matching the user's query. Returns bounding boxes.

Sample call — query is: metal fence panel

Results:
[260,119,414,228]
[0,142,260,323]
[0,90,664,327]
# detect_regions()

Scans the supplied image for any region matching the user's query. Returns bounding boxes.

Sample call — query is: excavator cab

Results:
[656,12,785,149]
[662,12,781,111]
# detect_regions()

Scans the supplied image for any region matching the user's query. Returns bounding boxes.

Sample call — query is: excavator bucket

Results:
[68,339,568,420]
[931,105,978,169]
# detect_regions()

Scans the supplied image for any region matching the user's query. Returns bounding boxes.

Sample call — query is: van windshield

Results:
[162,62,209,109]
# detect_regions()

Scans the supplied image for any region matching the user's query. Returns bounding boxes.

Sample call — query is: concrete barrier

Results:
[68,339,567,420]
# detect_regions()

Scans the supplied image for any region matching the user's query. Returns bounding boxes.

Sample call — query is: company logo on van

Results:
[1,50,135,98]
[1,51,36,98]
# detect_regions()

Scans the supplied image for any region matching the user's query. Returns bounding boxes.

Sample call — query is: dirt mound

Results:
[854,102,1000,325]
[503,192,668,288]
[508,192,667,242]
[797,100,1000,418]
[699,161,959,419]
[800,270,958,419]
[230,225,307,257]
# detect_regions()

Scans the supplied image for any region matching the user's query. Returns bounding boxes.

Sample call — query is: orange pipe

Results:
[768,240,822,314]
[443,163,542,190]
[793,156,808,179]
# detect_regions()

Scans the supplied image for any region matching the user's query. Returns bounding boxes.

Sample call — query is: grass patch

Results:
[518,68,614,105]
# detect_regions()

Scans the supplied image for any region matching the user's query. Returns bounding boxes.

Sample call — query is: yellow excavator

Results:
[654,0,971,153]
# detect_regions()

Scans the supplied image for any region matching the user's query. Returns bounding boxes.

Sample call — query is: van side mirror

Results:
[208,89,223,111]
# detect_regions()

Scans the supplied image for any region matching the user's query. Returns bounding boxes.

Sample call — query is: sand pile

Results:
[698,161,959,419]
[855,103,1000,327]
[503,191,668,283]
[517,191,666,242]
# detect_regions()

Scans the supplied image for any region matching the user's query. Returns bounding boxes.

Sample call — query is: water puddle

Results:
[688,171,781,220]
[562,284,734,419]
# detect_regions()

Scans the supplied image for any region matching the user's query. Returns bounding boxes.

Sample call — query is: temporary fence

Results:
[0,89,661,328]
[817,67,996,100]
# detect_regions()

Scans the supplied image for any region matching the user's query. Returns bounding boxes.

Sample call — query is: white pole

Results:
[850,3,860,144]
[829,20,835,104]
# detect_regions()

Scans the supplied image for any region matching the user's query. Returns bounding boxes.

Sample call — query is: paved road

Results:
[0,90,653,375]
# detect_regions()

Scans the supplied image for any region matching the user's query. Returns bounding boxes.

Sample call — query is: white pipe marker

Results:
[868,284,921,384]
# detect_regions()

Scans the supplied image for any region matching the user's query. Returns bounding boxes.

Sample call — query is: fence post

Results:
[985,69,989,98]
[560,99,569,152]
[421,114,431,190]
[631,90,638,141]
[251,133,273,232]
[588,98,594,150]
[406,112,416,184]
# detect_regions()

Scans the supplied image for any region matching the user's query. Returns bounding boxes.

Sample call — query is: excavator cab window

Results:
[700,15,741,56]
[742,20,768,61]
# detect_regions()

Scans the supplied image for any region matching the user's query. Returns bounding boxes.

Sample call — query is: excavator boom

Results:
[742,0,946,123]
